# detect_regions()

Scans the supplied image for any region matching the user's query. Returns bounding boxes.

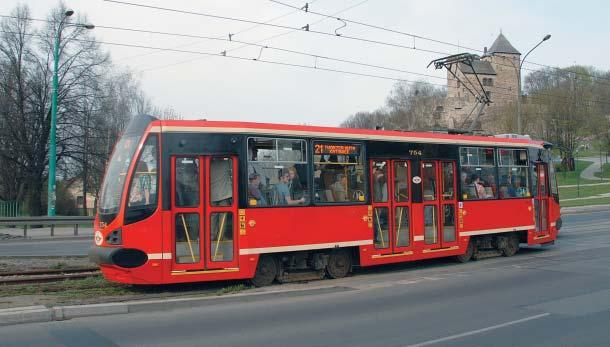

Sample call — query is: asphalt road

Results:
[0,238,92,257]
[1,210,610,347]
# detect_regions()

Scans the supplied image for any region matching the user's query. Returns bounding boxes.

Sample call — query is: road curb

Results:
[0,285,350,326]
[0,306,53,326]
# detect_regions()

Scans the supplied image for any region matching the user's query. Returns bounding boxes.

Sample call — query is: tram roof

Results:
[150,119,545,149]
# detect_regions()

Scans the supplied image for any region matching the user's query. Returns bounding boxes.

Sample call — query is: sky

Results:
[1,0,609,126]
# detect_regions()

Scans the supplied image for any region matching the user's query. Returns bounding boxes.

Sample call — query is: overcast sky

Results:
[2,0,609,126]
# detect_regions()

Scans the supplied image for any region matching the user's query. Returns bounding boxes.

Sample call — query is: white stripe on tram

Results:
[239,240,373,255]
[459,225,535,237]
[147,253,173,260]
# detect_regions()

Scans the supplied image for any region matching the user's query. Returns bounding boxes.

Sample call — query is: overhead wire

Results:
[99,1,610,87]
[141,0,369,72]
[1,11,609,106]
[114,0,322,63]
[270,0,610,85]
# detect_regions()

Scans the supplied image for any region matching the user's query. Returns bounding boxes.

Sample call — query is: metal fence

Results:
[0,216,94,237]
[0,200,21,217]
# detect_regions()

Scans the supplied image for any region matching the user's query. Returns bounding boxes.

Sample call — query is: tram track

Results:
[0,267,100,286]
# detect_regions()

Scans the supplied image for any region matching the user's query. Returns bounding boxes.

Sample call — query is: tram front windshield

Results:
[98,135,141,219]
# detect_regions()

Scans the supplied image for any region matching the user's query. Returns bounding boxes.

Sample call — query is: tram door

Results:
[534,163,550,235]
[420,161,458,249]
[170,156,239,271]
[370,160,413,255]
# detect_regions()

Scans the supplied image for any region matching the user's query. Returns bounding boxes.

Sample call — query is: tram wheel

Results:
[455,239,474,263]
[502,234,520,257]
[250,255,278,287]
[326,249,352,279]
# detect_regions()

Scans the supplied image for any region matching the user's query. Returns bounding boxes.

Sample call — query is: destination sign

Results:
[314,143,359,155]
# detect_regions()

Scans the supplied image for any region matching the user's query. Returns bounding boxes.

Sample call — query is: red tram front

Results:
[89,115,561,285]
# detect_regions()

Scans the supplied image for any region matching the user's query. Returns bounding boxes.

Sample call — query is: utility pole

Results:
[516,34,551,134]
[47,9,94,216]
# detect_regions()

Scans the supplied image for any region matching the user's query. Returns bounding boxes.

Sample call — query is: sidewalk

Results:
[579,156,610,181]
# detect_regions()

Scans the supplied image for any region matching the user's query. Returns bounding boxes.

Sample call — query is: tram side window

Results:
[313,142,365,203]
[498,148,530,198]
[127,135,158,209]
[125,135,159,224]
[175,157,200,207]
[459,147,497,200]
[247,137,308,207]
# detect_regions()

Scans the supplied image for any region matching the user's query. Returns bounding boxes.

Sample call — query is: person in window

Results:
[210,158,233,206]
[331,174,348,202]
[373,167,388,202]
[288,166,304,201]
[129,161,150,206]
[485,173,497,198]
[276,169,305,205]
[248,173,267,207]
[471,174,486,199]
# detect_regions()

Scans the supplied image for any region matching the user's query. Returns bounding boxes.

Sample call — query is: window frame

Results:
[458,146,498,201]
[312,140,368,206]
[124,133,160,225]
[246,136,311,208]
[497,148,531,200]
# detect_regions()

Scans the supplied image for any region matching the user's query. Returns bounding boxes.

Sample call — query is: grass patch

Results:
[0,275,255,308]
[556,160,597,186]
[214,283,252,296]
[559,183,610,200]
[0,275,133,298]
[560,197,610,207]
[593,162,610,179]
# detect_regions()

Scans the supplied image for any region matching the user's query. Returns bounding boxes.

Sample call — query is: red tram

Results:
[89,115,561,286]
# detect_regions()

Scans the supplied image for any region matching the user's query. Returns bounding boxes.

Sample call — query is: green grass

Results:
[0,275,254,307]
[0,275,133,298]
[214,283,252,296]
[560,197,610,207]
[556,160,597,186]
[593,162,610,179]
[559,183,610,200]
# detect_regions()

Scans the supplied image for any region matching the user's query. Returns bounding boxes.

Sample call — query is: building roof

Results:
[458,60,496,75]
[487,33,520,55]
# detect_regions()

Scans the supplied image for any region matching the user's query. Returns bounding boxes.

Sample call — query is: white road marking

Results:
[405,313,550,347]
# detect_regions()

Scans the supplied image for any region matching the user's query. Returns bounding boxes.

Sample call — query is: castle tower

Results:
[443,33,520,130]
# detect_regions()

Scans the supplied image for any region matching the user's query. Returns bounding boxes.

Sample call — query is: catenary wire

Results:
[269,0,610,84]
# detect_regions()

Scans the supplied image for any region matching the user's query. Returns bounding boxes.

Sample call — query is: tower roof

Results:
[488,33,520,55]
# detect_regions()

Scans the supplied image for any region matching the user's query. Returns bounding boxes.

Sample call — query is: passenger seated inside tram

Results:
[499,175,510,198]
[470,174,487,199]
[330,173,348,202]
[484,173,497,197]
[460,172,469,196]
[288,166,304,201]
[511,176,528,197]
[248,173,267,207]
[276,169,305,205]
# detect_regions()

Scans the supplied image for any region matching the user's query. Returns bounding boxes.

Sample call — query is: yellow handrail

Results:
[180,214,196,262]
[213,213,228,260]
[374,208,386,248]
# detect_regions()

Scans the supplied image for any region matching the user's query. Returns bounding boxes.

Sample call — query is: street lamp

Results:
[47,9,94,216]
[516,34,551,134]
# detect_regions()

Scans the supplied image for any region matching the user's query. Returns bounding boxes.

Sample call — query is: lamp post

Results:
[47,9,94,216]
[516,34,551,134]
